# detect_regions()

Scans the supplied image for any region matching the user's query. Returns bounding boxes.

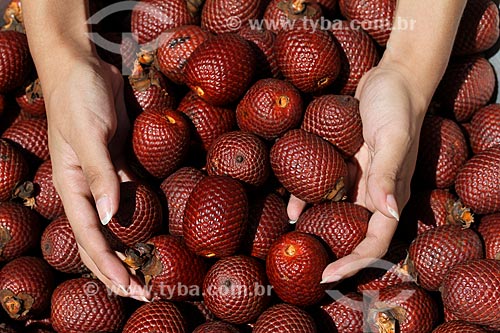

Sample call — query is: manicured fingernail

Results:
[131,295,151,303]
[96,195,112,225]
[115,284,129,295]
[289,219,297,225]
[321,275,343,284]
[386,194,400,221]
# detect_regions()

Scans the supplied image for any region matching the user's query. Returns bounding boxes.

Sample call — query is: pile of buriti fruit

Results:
[0,0,499,332]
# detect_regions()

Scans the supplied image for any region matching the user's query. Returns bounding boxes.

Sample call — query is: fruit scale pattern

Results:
[0,0,500,332]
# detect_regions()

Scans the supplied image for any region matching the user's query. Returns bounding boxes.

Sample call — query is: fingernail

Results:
[115,284,129,295]
[131,295,151,303]
[386,194,400,221]
[321,275,343,284]
[289,219,297,225]
[96,195,112,225]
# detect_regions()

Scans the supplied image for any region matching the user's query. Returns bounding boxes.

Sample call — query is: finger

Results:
[321,211,398,283]
[287,195,307,222]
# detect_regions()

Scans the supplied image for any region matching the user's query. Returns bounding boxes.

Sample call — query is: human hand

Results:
[288,63,428,283]
[43,55,148,300]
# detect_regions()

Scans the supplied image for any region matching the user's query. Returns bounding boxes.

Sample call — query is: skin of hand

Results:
[288,0,468,283]
[23,2,149,300]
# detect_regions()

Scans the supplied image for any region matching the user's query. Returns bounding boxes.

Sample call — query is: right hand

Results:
[43,55,148,300]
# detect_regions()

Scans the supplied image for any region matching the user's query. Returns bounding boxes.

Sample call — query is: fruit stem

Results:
[285,244,296,256]
[185,0,205,18]
[12,181,36,208]
[324,177,346,201]
[317,77,331,88]
[2,1,24,33]
[291,0,306,14]
[26,78,43,103]
[194,86,205,97]
[446,200,474,229]
[0,291,33,319]
[277,95,289,108]
[0,227,12,256]
[3,296,22,316]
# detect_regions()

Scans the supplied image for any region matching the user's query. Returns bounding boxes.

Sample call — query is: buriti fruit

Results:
[122,301,187,333]
[238,25,280,79]
[313,292,364,333]
[469,103,500,154]
[2,117,49,164]
[432,320,489,333]
[201,0,264,34]
[253,303,317,333]
[477,213,500,260]
[27,159,64,220]
[0,31,32,94]
[0,139,28,202]
[192,321,240,333]
[15,78,45,117]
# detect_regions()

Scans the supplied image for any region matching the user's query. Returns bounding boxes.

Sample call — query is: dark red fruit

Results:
[302,95,363,157]
[408,225,483,291]
[201,0,264,34]
[253,303,317,333]
[435,56,495,122]
[119,36,139,73]
[184,176,248,258]
[206,131,270,187]
[0,139,28,201]
[315,292,364,333]
[441,259,500,330]
[414,115,468,189]
[338,0,396,46]
[2,117,49,164]
[0,31,32,93]
[192,321,240,333]
[132,108,190,179]
[0,257,53,320]
[238,25,280,78]
[184,34,256,106]
[453,0,500,56]
[296,202,370,259]
[0,202,40,262]
[131,0,200,45]
[177,91,236,152]
[203,255,270,324]
[274,24,341,93]
[469,103,500,154]
[244,192,290,260]
[41,215,88,274]
[157,25,210,85]
[433,320,489,333]
[123,301,187,333]
[331,21,380,95]
[51,277,126,333]
[367,283,439,333]
[31,160,64,220]
[15,79,45,117]
[478,213,500,260]
[236,78,303,140]
[455,145,500,214]
[160,167,205,237]
[267,231,329,306]
[124,235,207,301]
[270,129,348,203]
[263,0,323,34]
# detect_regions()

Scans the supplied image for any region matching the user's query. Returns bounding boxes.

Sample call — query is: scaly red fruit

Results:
[203,255,270,324]
[157,25,210,85]
[15,79,45,117]
[469,104,500,154]
[253,303,317,333]
[236,78,303,141]
[274,24,341,93]
[270,129,348,203]
[185,34,256,106]
[435,56,495,122]
[131,0,200,45]
[331,21,380,95]
[244,192,290,260]
[338,0,396,46]
[455,145,500,214]
[408,225,483,291]
[201,0,265,34]
[367,283,439,333]
[41,215,88,274]
[2,117,49,165]
[314,292,364,333]
[238,25,280,78]
[177,91,236,152]
[0,31,32,93]
[441,259,500,330]
[0,202,40,262]
[184,176,248,258]
[125,235,207,301]
[266,231,330,306]
[478,213,500,260]
[160,167,205,237]
[0,139,28,201]
[30,159,64,220]
[51,277,126,333]
[263,0,323,34]
[192,321,240,333]
[206,131,270,187]
[453,0,500,56]
[414,115,468,189]
[123,301,187,333]
[132,108,190,179]
[296,201,370,258]
[433,320,489,333]
[302,95,363,157]
[0,257,54,320]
